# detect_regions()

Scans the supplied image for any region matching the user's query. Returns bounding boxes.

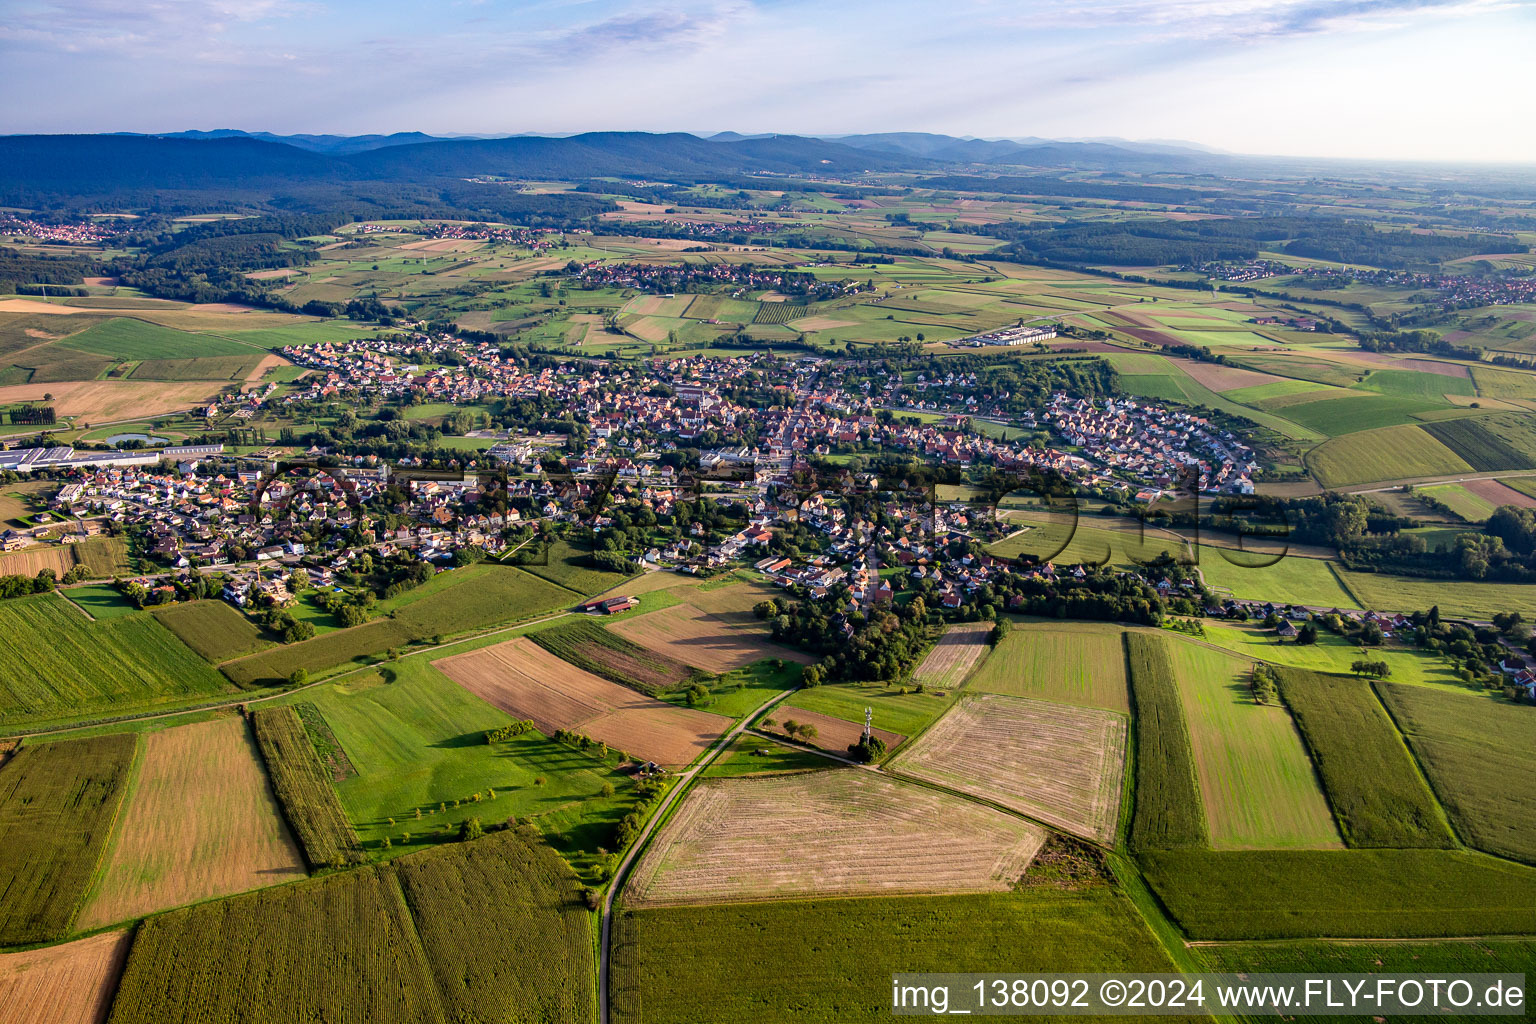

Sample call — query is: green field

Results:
[394,828,595,1023]
[1377,682,1536,863]
[1423,412,1536,471]
[1202,936,1536,982]
[1197,620,1463,689]
[970,622,1129,712]
[129,354,263,380]
[611,887,1188,1023]
[528,616,693,696]
[1306,423,1472,487]
[1418,482,1499,521]
[1361,369,1474,399]
[222,567,576,686]
[1140,849,1536,939]
[0,733,136,944]
[1274,668,1453,848]
[1196,549,1358,609]
[250,706,367,870]
[275,651,642,881]
[516,538,635,596]
[0,594,233,730]
[1163,637,1339,850]
[1334,569,1536,617]
[1126,633,1207,850]
[61,583,139,619]
[107,865,447,1024]
[1470,364,1536,400]
[58,316,259,359]
[153,600,272,663]
[782,679,956,740]
[700,732,834,777]
[1281,393,1448,435]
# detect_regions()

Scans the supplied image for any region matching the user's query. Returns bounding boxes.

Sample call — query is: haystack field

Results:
[911,621,994,691]
[624,770,1045,906]
[609,603,811,673]
[762,708,902,758]
[0,381,218,420]
[0,929,131,1024]
[77,717,306,929]
[432,637,731,766]
[890,693,1127,843]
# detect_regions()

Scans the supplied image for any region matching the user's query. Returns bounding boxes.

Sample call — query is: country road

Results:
[597,685,799,1024]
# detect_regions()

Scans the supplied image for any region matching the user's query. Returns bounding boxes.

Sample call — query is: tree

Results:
[847,736,887,763]
[287,568,310,592]
[459,817,484,841]
[288,668,309,687]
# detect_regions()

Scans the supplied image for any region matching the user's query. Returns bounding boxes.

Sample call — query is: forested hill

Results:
[0,131,925,201]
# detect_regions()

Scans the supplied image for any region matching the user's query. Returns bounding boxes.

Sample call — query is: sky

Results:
[2,0,1534,163]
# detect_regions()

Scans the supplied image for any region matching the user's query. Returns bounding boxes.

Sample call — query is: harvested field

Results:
[762,707,902,757]
[0,380,218,420]
[911,621,993,690]
[527,617,693,695]
[683,579,786,627]
[890,693,1126,843]
[1176,360,1283,392]
[624,771,1045,906]
[433,637,730,766]
[0,929,131,1024]
[78,717,306,929]
[0,545,75,578]
[609,603,811,673]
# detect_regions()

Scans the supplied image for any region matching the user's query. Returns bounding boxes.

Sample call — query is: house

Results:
[1276,620,1299,640]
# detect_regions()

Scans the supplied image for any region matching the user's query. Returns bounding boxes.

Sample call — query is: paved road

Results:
[597,685,799,1024]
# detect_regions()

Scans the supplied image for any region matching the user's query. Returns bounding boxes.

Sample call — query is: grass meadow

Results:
[970,622,1130,712]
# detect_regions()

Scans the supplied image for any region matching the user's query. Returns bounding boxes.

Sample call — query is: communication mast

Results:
[863,706,873,743]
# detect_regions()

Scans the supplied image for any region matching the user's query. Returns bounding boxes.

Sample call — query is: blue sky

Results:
[3,0,1533,162]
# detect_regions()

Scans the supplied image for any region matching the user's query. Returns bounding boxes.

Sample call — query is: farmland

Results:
[1377,682,1536,863]
[970,622,1129,712]
[0,734,136,945]
[701,732,835,778]
[0,929,131,1024]
[152,600,271,663]
[1125,633,1207,850]
[1140,849,1536,939]
[221,566,576,686]
[1163,638,1339,850]
[610,888,1186,1024]
[623,771,1045,906]
[781,678,955,739]
[1332,569,1536,618]
[889,693,1126,844]
[433,636,731,766]
[1306,424,1471,487]
[250,706,367,870]
[1274,669,1454,847]
[0,535,131,581]
[0,594,232,730]
[609,602,810,673]
[760,706,903,757]
[78,717,306,929]
[909,620,994,690]
[517,537,635,595]
[1196,549,1358,609]
[528,617,694,695]
[394,828,595,1024]
[107,866,447,1024]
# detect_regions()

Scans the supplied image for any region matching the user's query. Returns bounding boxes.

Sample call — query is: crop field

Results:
[681,579,786,626]
[909,621,993,690]
[611,888,1185,1024]
[1281,393,1449,435]
[222,566,575,686]
[1377,682,1536,863]
[0,535,130,581]
[1423,413,1536,471]
[1140,849,1536,939]
[152,600,271,662]
[434,637,730,766]
[0,734,136,945]
[56,317,260,360]
[761,707,903,757]
[609,602,810,673]
[129,354,263,380]
[624,770,1046,906]
[970,622,1129,712]
[1203,936,1536,978]
[1126,633,1207,850]
[0,380,221,420]
[250,707,367,870]
[0,594,232,730]
[1470,364,1536,399]
[1306,424,1472,487]
[527,617,693,695]
[1273,669,1454,848]
[890,693,1126,843]
[0,929,132,1024]
[1163,639,1339,850]
[1333,569,1536,617]
[394,828,595,1023]
[1418,482,1499,520]
[107,866,447,1024]
[78,717,306,929]
[0,544,75,578]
